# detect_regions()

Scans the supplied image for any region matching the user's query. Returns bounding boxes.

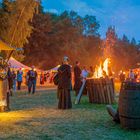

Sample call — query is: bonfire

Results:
[93,58,111,78]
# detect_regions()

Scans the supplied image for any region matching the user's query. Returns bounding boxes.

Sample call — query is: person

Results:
[81,66,89,95]
[40,72,44,85]
[27,66,38,94]
[17,68,23,90]
[74,61,82,96]
[81,66,89,80]
[134,72,138,82]
[119,71,125,83]
[57,56,72,109]
[129,69,135,82]
[44,72,47,82]
[11,70,17,92]
[88,66,94,78]
[7,66,13,96]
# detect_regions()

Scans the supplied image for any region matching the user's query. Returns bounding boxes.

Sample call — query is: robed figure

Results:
[74,61,82,96]
[57,56,72,109]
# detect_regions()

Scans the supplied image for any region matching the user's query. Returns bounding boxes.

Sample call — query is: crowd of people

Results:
[57,56,96,109]
[119,69,139,83]
[5,56,140,112]
[6,66,57,95]
[40,72,55,85]
[7,66,38,95]
[1,54,140,128]
[7,67,23,95]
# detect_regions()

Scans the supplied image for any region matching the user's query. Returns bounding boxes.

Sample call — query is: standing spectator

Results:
[88,66,94,78]
[44,72,47,82]
[17,68,23,90]
[27,66,38,94]
[74,61,82,96]
[81,66,89,95]
[129,69,135,82]
[50,72,55,84]
[119,71,125,83]
[57,56,72,109]
[7,66,13,96]
[40,72,44,85]
[12,70,17,92]
[81,66,89,80]
[46,72,50,83]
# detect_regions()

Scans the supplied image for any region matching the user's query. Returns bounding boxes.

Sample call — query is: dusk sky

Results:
[42,0,140,42]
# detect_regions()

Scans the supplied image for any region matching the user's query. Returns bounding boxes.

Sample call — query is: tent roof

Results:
[8,57,30,69]
[46,65,60,72]
[0,40,15,51]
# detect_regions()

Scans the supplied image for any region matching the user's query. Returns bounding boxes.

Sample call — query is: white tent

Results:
[51,65,60,72]
[8,57,30,69]
[46,65,60,72]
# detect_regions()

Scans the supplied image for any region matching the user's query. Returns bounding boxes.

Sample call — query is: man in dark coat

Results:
[57,56,72,109]
[74,61,82,96]
[27,66,38,94]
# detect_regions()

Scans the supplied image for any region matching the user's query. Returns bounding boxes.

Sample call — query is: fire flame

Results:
[94,58,110,78]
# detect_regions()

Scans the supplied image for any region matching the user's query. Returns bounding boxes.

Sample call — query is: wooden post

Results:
[0,79,9,112]
[75,79,86,104]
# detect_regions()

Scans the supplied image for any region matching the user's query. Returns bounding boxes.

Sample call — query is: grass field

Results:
[0,88,140,140]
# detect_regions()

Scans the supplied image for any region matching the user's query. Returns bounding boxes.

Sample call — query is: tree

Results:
[68,11,100,36]
[104,26,118,58]
[122,34,129,44]
[83,15,100,36]
[131,37,136,46]
[24,11,102,69]
[69,11,84,34]
[0,0,39,60]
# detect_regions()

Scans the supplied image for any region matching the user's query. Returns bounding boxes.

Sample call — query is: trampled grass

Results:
[0,89,139,140]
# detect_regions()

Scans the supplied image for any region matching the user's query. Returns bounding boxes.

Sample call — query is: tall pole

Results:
[7,0,39,62]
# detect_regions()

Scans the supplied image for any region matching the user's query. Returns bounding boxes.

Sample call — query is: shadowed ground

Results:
[0,88,140,140]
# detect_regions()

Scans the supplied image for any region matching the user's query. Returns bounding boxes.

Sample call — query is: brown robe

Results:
[57,64,72,109]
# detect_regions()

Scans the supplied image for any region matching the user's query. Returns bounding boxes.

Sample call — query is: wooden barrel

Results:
[86,78,115,104]
[0,79,8,112]
[119,82,140,129]
[86,79,94,103]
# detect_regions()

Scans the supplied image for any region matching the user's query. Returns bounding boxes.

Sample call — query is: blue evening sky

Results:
[42,0,140,42]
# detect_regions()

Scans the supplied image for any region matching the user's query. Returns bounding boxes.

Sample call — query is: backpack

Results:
[53,73,59,85]
[53,65,67,85]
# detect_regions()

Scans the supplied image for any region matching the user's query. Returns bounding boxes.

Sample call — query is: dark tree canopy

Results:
[1,1,140,72]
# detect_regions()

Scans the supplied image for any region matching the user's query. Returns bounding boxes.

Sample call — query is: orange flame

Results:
[93,58,110,78]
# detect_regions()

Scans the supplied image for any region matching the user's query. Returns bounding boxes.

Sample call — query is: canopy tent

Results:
[51,65,60,72]
[8,57,30,69]
[46,65,60,72]
[0,40,15,51]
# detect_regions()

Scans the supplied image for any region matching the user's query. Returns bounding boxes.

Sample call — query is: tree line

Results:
[0,0,140,72]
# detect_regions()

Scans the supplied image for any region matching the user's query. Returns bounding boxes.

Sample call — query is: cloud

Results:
[62,0,105,16]
[43,0,140,41]
[44,8,59,14]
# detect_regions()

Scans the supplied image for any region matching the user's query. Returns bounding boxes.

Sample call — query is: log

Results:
[75,79,86,104]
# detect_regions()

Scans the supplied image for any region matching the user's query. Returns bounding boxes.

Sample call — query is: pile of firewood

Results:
[86,78,115,104]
